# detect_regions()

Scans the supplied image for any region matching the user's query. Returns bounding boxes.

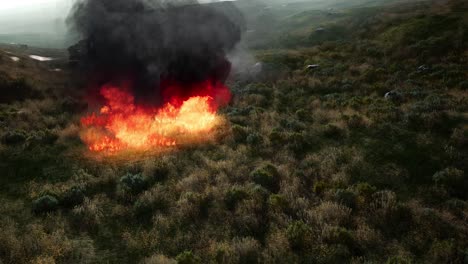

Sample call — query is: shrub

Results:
[286,220,312,251]
[175,251,201,264]
[354,182,377,199]
[133,187,169,220]
[1,130,27,145]
[246,132,264,146]
[231,237,262,264]
[232,125,248,143]
[269,129,285,146]
[268,194,289,212]
[322,124,343,139]
[386,256,413,264]
[120,173,147,195]
[450,127,467,147]
[61,186,85,208]
[428,240,457,263]
[27,130,58,145]
[61,97,87,113]
[224,187,248,210]
[295,109,310,121]
[0,76,37,103]
[145,161,170,183]
[32,195,59,214]
[313,201,352,227]
[335,189,357,209]
[143,254,176,264]
[345,114,366,129]
[459,80,468,90]
[287,132,311,155]
[250,164,280,193]
[323,226,355,250]
[433,167,465,197]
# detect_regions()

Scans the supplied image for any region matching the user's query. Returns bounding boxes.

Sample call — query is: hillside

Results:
[0,0,467,263]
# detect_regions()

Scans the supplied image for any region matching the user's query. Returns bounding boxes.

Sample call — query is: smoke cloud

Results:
[68,0,244,104]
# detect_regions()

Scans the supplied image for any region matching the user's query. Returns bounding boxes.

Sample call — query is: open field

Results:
[0,0,467,263]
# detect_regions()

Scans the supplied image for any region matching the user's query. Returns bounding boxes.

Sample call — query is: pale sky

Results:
[0,0,234,12]
[0,0,237,34]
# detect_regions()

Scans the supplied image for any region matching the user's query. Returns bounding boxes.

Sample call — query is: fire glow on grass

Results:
[80,80,231,152]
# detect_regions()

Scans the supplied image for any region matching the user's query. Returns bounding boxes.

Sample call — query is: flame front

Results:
[80,81,230,152]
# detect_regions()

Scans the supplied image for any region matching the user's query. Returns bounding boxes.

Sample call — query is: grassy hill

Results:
[0,0,467,263]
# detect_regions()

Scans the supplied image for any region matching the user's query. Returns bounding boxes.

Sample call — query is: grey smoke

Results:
[68,0,245,104]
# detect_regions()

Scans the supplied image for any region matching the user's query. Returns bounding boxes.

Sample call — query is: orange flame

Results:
[80,80,230,152]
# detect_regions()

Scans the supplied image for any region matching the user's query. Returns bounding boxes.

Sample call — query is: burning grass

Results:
[80,80,231,153]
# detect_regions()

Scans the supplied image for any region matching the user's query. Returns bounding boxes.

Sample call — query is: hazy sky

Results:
[0,0,236,34]
[0,0,72,14]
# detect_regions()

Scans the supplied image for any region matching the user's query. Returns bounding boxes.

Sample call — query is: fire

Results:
[80,80,231,152]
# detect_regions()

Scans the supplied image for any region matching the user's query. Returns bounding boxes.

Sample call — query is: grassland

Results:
[0,0,467,263]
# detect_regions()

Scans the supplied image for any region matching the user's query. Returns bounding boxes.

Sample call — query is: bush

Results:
[0,76,38,103]
[268,194,289,212]
[286,221,312,251]
[224,187,248,210]
[27,130,58,146]
[175,251,201,264]
[32,195,59,214]
[433,167,465,197]
[287,132,311,155]
[354,182,377,199]
[246,132,264,146]
[143,254,176,264]
[386,256,413,264]
[250,164,280,193]
[323,226,355,250]
[1,130,27,145]
[322,124,344,139]
[120,173,147,195]
[335,189,357,209]
[269,129,285,146]
[232,125,248,143]
[61,186,85,208]
[428,240,457,263]
[231,237,262,264]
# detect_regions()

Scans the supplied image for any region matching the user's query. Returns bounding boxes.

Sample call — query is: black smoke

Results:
[68,0,244,104]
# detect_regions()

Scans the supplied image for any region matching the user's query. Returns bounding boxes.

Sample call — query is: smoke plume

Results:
[68,0,244,105]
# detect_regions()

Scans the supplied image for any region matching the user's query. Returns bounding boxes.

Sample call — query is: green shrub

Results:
[246,132,264,146]
[269,129,285,146]
[313,180,329,195]
[286,221,312,251]
[322,124,343,139]
[335,189,357,209]
[433,167,465,197]
[232,125,248,143]
[61,97,87,113]
[232,237,261,264]
[268,194,289,212]
[27,130,58,146]
[176,251,201,264]
[61,186,85,208]
[324,227,355,249]
[287,132,311,155]
[354,182,377,199]
[224,187,248,210]
[459,80,468,90]
[32,195,59,214]
[295,109,310,121]
[0,76,38,103]
[120,173,147,195]
[386,256,413,264]
[428,240,457,263]
[1,130,27,145]
[250,164,280,193]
